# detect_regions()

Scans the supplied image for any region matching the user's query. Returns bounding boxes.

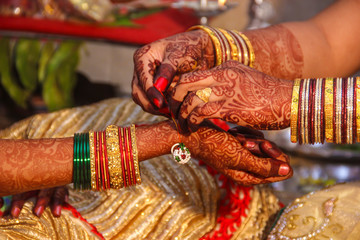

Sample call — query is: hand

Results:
[184,124,292,185]
[169,60,293,133]
[8,186,68,218]
[131,30,215,115]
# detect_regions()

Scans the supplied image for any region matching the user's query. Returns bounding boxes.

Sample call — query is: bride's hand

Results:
[184,125,292,185]
[8,186,68,218]
[131,30,215,115]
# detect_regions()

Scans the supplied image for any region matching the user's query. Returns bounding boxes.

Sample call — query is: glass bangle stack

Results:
[73,124,141,191]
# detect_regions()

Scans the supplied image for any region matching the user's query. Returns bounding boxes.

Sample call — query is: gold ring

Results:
[195,88,212,103]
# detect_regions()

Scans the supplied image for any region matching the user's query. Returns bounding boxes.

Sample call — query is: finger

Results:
[228,126,264,139]
[33,188,55,217]
[221,169,271,185]
[51,187,69,218]
[260,140,290,163]
[223,168,292,186]
[133,45,165,108]
[242,140,266,157]
[186,101,224,132]
[228,149,292,178]
[169,69,215,114]
[149,60,177,109]
[177,91,206,133]
[132,76,169,116]
[10,191,37,218]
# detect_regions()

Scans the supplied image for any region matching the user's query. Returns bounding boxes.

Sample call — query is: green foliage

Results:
[0,38,82,111]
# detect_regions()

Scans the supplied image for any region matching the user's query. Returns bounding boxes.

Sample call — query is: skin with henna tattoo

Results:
[132,30,215,112]
[245,25,304,79]
[170,61,293,132]
[0,121,291,196]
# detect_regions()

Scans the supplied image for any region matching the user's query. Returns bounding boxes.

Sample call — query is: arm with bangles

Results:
[0,120,291,198]
[131,0,360,114]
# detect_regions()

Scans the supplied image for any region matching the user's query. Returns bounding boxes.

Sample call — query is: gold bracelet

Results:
[334,78,340,144]
[356,77,360,143]
[239,32,255,68]
[218,28,238,61]
[232,31,249,66]
[105,125,124,189]
[324,78,334,143]
[187,25,223,66]
[290,79,301,143]
[130,124,141,185]
[211,27,231,62]
[89,131,96,191]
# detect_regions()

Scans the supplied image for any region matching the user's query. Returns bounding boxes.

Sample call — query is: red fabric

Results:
[0,8,199,45]
[62,202,105,240]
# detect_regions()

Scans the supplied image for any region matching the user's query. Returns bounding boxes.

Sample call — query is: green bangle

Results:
[73,134,79,189]
[85,133,91,190]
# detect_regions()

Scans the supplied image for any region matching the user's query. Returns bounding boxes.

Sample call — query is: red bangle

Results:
[321,78,326,143]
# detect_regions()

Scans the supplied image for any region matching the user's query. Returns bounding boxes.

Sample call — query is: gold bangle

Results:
[130,124,141,185]
[336,78,342,144]
[218,28,237,61]
[324,78,334,143]
[187,25,223,66]
[232,31,249,66]
[356,77,360,143]
[290,79,301,143]
[211,27,231,62]
[239,32,255,68]
[105,125,124,189]
[89,131,96,191]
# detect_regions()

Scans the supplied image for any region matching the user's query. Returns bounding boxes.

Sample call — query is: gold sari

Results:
[0,98,279,239]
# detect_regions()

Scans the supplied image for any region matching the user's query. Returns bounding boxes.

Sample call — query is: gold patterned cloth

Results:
[268,182,360,240]
[0,98,280,240]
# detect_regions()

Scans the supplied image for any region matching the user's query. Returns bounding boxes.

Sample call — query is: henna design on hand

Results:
[132,30,215,113]
[170,60,293,132]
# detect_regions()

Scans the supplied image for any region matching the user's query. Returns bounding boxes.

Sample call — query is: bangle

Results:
[324,78,334,143]
[356,77,360,143]
[187,25,223,66]
[106,125,124,189]
[290,79,301,143]
[238,32,255,68]
[130,124,141,185]
[89,131,96,190]
[219,29,239,61]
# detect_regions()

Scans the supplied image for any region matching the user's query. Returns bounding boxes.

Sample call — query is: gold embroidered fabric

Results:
[0,98,279,239]
[268,182,360,240]
[0,201,97,240]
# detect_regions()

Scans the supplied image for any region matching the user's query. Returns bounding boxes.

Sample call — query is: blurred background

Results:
[2,0,359,205]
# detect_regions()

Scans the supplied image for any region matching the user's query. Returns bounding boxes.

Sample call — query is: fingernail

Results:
[35,205,44,217]
[154,77,168,92]
[245,141,256,149]
[153,98,161,108]
[159,107,170,114]
[11,207,20,218]
[262,141,272,150]
[278,164,290,176]
[53,205,62,217]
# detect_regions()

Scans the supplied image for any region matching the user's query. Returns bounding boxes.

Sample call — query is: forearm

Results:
[244,0,360,79]
[0,121,180,196]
